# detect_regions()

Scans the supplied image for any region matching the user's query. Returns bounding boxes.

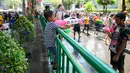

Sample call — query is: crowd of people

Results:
[0,4,129,73]
[43,4,130,73]
[0,11,22,30]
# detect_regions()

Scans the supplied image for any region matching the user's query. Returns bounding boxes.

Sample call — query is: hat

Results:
[115,13,126,20]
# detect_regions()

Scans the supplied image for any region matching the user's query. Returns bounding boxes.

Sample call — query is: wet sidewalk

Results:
[63,27,130,73]
[29,21,51,73]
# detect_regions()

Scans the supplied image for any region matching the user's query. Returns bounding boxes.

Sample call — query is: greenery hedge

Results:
[11,16,36,46]
[0,31,28,73]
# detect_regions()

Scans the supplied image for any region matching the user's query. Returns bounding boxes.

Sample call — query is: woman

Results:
[104,14,115,45]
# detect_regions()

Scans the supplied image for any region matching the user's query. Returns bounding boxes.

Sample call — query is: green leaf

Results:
[0,31,28,73]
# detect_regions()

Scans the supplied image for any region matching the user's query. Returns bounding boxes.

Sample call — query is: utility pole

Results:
[22,0,26,16]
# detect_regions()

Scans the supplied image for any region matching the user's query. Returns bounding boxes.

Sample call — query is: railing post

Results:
[59,46,61,73]
[73,67,76,73]
[62,50,65,73]
[56,41,60,73]
[66,57,69,73]
[48,50,52,63]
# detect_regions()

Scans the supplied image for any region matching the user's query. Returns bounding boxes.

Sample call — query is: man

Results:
[55,4,64,20]
[108,13,130,73]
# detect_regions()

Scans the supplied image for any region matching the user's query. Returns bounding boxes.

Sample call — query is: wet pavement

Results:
[62,27,130,73]
[29,20,51,73]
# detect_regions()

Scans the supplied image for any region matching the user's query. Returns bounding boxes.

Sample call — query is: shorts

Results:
[73,24,80,32]
[110,50,125,71]
[95,24,100,31]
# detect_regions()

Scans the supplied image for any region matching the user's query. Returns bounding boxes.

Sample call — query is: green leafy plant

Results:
[0,31,28,73]
[4,0,22,9]
[96,0,116,5]
[84,1,96,12]
[11,16,36,46]
[96,0,116,12]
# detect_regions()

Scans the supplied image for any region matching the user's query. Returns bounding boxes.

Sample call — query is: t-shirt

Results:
[84,16,89,24]
[44,21,58,48]
[109,25,129,54]
[0,15,3,20]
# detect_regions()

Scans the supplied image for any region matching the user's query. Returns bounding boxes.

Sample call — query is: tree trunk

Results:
[103,5,105,13]
[22,0,26,16]
[122,0,126,12]
[106,5,107,13]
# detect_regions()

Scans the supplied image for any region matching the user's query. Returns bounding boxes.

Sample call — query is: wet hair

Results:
[115,13,126,20]
[44,10,53,20]
[58,4,62,9]
[45,5,50,9]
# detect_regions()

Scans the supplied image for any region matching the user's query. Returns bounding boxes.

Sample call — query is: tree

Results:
[62,0,74,9]
[96,0,116,12]
[62,0,85,9]
[46,0,62,7]
[122,0,126,12]
[126,0,130,3]
[84,1,95,12]
[4,0,22,9]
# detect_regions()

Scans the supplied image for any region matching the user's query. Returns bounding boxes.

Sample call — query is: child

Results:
[83,14,90,35]
[72,13,81,42]
[44,10,71,70]
[107,13,130,73]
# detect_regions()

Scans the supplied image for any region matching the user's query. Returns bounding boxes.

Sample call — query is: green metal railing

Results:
[38,15,117,73]
[56,28,117,73]
[56,37,85,73]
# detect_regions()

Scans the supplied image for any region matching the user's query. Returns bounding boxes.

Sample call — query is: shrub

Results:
[0,31,28,73]
[11,16,36,45]
[84,1,96,12]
